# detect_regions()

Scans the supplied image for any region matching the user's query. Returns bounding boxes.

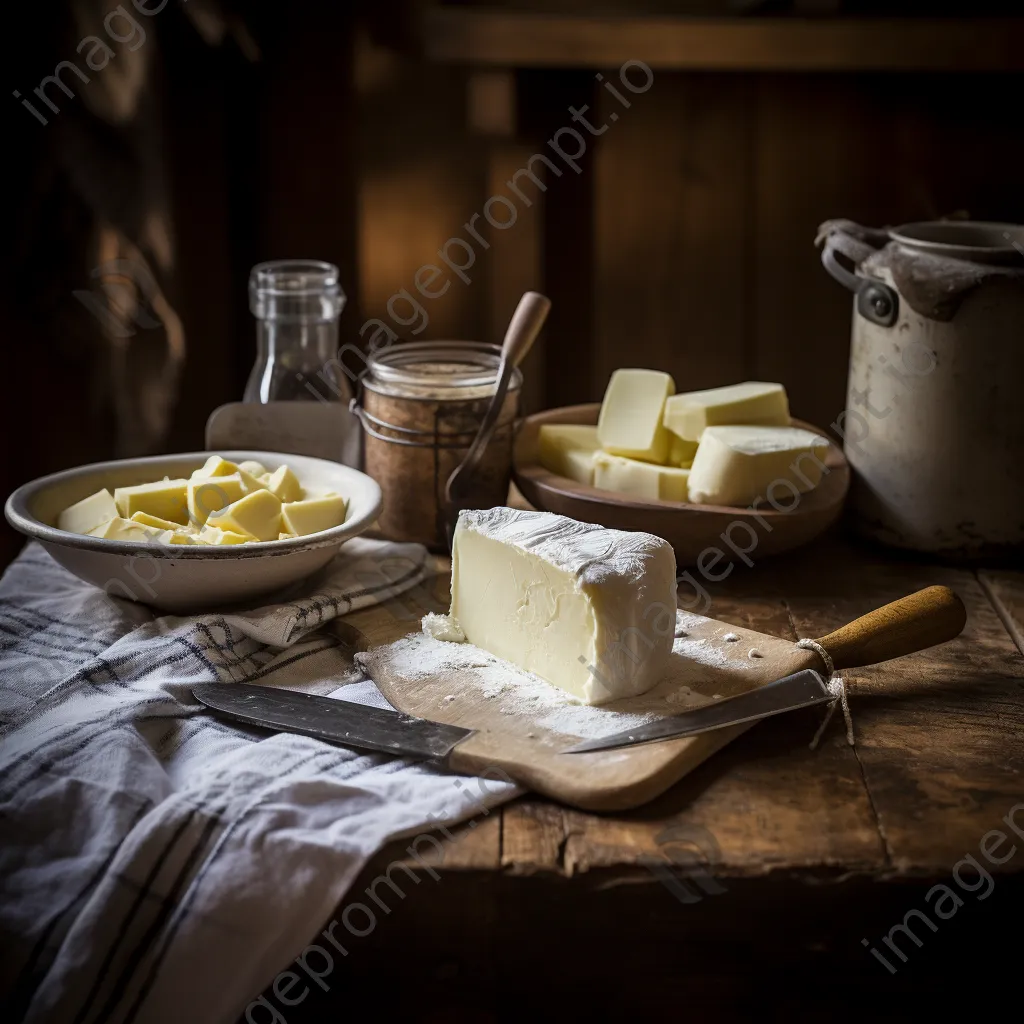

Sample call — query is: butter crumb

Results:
[421,612,466,643]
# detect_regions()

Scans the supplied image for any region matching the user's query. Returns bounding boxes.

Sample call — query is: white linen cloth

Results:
[0,541,519,1024]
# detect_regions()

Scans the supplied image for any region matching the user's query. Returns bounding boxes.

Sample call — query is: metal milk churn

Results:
[818,219,1024,560]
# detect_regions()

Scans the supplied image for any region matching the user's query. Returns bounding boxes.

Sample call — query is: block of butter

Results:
[187,473,246,526]
[191,455,237,479]
[114,479,189,525]
[668,434,698,468]
[206,489,282,541]
[266,464,304,503]
[198,525,252,545]
[597,369,675,464]
[449,508,677,704]
[58,488,118,535]
[663,381,790,442]
[88,517,163,543]
[281,495,347,537]
[687,425,830,507]
[593,452,690,503]
[538,424,600,485]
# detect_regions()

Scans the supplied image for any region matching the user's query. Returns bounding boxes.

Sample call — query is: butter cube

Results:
[187,473,246,526]
[206,489,282,541]
[663,381,790,442]
[114,479,188,524]
[538,425,600,485]
[237,468,268,494]
[157,530,195,545]
[58,488,118,535]
[450,508,677,704]
[281,495,347,537]
[237,460,268,477]
[687,425,830,507]
[130,511,183,531]
[129,513,196,544]
[265,465,304,503]
[88,517,159,543]
[197,525,252,545]
[191,455,237,479]
[597,369,675,464]
[668,434,698,467]
[593,452,690,503]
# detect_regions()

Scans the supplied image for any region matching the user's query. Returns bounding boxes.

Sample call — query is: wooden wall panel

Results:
[518,69,599,410]
[751,75,896,432]
[357,38,490,348]
[484,143,546,413]
[752,73,1024,434]
[593,73,753,403]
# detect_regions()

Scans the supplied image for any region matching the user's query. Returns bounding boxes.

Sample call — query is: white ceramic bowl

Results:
[5,451,382,613]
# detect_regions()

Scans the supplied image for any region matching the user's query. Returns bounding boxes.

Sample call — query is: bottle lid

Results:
[249,260,345,323]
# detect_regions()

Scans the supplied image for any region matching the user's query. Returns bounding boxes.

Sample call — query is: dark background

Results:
[4,0,1024,568]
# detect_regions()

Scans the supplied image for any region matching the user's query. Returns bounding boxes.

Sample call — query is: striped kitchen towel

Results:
[0,540,518,1024]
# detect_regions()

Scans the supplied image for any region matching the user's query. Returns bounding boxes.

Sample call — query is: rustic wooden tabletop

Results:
[291,533,1024,1020]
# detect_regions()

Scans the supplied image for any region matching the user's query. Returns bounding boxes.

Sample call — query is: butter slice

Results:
[597,369,675,464]
[88,517,160,543]
[191,455,237,479]
[130,511,184,531]
[265,465,304,503]
[593,452,690,503]
[206,489,282,541]
[132,516,196,546]
[687,425,830,506]
[237,468,268,494]
[113,479,188,524]
[281,495,347,537]
[663,381,790,442]
[538,425,600,485]
[187,473,246,526]
[668,434,699,467]
[450,508,677,704]
[198,525,252,545]
[58,489,118,535]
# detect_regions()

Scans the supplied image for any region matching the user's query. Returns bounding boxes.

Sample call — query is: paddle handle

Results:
[813,585,966,671]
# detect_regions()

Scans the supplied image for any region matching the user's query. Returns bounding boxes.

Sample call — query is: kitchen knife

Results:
[194,585,966,762]
[192,683,473,763]
[564,668,833,754]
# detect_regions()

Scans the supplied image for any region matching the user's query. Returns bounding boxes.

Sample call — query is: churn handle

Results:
[816,219,899,328]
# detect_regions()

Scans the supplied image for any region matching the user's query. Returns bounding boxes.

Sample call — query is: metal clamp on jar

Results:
[350,342,523,549]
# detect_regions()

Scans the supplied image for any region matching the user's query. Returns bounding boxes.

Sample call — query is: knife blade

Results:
[192,683,474,763]
[564,669,834,754]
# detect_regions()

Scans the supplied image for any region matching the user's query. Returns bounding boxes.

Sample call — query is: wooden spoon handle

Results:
[503,291,551,368]
[813,585,966,671]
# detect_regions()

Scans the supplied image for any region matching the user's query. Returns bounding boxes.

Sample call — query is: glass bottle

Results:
[244,260,348,403]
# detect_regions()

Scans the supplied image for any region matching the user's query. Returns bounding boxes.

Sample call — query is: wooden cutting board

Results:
[346,569,964,812]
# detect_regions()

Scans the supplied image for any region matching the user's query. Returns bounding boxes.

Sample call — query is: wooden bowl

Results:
[513,404,848,566]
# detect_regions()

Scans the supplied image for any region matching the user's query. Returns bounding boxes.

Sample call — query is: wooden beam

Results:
[422,11,1024,72]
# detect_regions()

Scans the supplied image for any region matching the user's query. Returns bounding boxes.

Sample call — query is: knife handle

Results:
[812,585,966,671]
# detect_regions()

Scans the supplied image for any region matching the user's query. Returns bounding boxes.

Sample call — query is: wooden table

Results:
[290,534,1024,1021]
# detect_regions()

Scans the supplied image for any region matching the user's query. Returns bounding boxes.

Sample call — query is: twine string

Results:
[797,638,855,750]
